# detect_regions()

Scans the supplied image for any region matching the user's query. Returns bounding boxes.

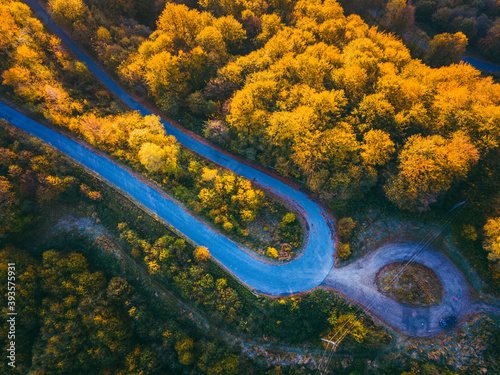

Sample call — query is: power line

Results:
[317,197,470,374]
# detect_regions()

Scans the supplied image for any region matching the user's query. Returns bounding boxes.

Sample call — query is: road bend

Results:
[1,0,497,337]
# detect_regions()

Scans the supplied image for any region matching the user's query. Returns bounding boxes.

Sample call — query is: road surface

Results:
[1,0,497,337]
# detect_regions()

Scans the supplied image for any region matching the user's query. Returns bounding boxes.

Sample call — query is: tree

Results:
[462,224,477,241]
[144,51,189,114]
[384,134,479,211]
[207,354,239,375]
[48,0,89,27]
[204,120,230,144]
[213,16,247,54]
[138,142,178,174]
[194,246,211,262]
[361,129,395,166]
[0,176,19,235]
[337,243,351,259]
[195,26,228,68]
[106,277,131,303]
[198,0,249,18]
[479,21,500,60]
[267,247,278,259]
[356,93,396,133]
[156,3,211,50]
[0,3,19,52]
[281,213,296,225]
[337,217,356,242]
[124,345,161,374]
[484,218,500,263]
[415,1,437,23]
[174,337,195,365]
[381,0,415,33]
[425,32,468,68]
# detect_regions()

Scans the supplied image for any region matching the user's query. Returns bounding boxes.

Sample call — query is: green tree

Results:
[425,32,468,68]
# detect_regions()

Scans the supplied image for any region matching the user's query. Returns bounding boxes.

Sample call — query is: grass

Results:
[376,262,443,308]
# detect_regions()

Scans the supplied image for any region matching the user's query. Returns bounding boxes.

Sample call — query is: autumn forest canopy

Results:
[48,0,500,264]
[115,0,496,212]
[2,0,500,374]
[0,0,498,273]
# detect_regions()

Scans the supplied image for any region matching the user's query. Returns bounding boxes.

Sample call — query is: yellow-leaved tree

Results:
[484,218,500,263]
[384,134,479,211]
[138,142,179,174]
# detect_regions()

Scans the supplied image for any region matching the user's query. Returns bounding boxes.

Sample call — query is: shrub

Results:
[338,217,356,242]
[281,212,296,224]
[267,247,278,259]
[461,224,477,241]
[337,243,351,259]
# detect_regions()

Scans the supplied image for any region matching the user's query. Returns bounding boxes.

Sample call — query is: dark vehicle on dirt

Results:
[439,315,457,329]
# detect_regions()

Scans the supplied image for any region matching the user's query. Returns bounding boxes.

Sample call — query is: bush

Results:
[194,246,210,262]
[461,224,477,241]
[337,243,351,259]
[338,217,356,242]
[223,221,233,232]
[266,247,278,259]
[281,212,296,224]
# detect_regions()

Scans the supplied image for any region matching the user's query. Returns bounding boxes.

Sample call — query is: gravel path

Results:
[323,243,498,336]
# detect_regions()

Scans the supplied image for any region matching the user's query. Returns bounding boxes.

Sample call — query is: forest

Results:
[35,0,500,276]
[1,0,500,373]
[335,0,500,64]
[0,118,395,374]
[0,0,303,259]
[0,120,250,374]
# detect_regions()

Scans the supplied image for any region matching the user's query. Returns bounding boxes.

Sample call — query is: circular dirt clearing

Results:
[376,262,443,308]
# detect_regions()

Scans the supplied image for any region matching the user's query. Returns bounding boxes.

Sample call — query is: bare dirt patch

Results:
[376,262,443,308]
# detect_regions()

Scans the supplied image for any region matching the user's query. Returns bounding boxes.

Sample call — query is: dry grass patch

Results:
[376,262,443,307]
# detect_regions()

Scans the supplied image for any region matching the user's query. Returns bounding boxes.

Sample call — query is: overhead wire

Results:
[317,195,471,374]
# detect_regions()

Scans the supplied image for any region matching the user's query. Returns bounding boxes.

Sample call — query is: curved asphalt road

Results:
[0,101,335,296]
[3,1,337,297]
[2,0,498,336]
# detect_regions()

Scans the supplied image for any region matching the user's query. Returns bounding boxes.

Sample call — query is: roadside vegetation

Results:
[35,0,500,284]
[3,118,494,375]
[0,120,390,374]
[0,0,303,259]
[2,0,500,373]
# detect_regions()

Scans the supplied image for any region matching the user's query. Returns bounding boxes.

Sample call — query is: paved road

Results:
[462,56,500,75]
[2,0,498,337]
[0,101,335,296]
[18,0,339,296]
